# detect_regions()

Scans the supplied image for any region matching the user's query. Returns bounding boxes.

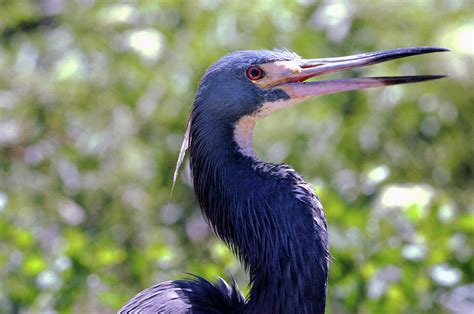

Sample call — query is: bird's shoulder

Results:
[253,161,326,230]
[118,275,245,314]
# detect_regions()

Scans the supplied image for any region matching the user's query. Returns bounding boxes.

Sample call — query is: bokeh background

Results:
[0,0,472,313]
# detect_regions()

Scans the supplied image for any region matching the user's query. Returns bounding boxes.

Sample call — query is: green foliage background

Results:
[0,0,472,313]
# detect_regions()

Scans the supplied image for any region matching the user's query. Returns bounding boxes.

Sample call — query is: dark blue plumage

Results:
[120,275,245,313]
[119,47,448,313]
[189,50,329,313]
[189,128,330,313]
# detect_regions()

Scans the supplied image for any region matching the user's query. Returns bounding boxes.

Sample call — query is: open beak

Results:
[256,47,449,100]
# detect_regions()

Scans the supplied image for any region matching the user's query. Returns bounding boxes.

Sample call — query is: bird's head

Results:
[193,50,298,122]
[189,47,448,158]
[194,47,448,122]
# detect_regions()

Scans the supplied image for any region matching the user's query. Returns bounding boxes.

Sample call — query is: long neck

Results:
[189,112,329,313]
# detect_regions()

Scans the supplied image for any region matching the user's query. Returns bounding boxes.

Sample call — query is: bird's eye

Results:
[246,66,265,81]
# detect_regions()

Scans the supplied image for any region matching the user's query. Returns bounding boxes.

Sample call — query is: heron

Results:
[119,47,448,313]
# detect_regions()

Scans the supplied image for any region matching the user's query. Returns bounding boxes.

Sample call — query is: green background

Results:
[0,0,472,313]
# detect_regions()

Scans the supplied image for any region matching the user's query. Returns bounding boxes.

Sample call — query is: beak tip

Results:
[431,46,451,52]
[406,46,451,55]
[379,74,449,86]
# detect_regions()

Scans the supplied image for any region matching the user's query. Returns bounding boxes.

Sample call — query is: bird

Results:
[119,47,448,313]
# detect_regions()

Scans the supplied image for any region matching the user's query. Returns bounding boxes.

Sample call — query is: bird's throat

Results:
[233,99,300,160]
[233,115,258,159]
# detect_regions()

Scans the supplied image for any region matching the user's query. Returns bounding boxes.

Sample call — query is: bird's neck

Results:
[189,114,329,313]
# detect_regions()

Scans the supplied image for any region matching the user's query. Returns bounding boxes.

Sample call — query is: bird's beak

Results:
[255,47,449,100]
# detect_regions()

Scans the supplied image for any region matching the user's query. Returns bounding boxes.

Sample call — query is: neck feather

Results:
[189,110,329,313]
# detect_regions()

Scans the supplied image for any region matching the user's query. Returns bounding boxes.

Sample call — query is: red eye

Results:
[245,66,265,81]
